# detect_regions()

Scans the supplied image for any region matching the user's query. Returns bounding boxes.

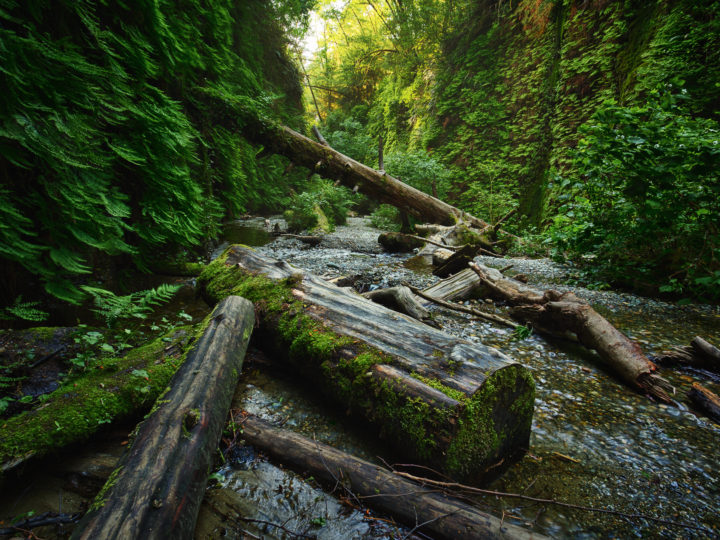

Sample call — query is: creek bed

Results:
[233,216,720,538]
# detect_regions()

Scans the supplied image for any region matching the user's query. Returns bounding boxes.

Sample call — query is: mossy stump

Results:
[199,246,535,482]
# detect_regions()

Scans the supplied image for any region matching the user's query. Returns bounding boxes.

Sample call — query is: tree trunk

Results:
[235,116,488,228]
[72,296,255,540]
[362,285,434,325]
[199,246,535,482]
[240,415,546,540]
[656,337,720,373]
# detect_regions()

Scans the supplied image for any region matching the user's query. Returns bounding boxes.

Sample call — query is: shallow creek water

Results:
[2,217,718,538]
[208,217,719,539]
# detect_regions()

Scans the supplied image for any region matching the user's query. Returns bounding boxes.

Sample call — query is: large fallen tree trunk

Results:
[199,246,535,482]
[417,264,674,401]
[223,107,488,228]
[240,415,546,540]
[72,296,255,540]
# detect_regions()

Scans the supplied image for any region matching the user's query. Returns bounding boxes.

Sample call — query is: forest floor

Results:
[1,216,719,539]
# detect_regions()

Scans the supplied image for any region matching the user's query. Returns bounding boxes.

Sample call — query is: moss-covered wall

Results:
[365,0,720,225]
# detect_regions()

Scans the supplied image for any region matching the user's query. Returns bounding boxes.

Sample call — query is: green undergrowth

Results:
[0,323,202,470]
[200,248,535,478]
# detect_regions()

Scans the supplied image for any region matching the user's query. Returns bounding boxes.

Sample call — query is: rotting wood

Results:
[658,337,720,373]
[688,383,720,423]
[406,284,517,329]
[72,296,255,540]
[467,263,674,402]
[199,246,535,481]
[362,285,437,327]
[240,415,546,540]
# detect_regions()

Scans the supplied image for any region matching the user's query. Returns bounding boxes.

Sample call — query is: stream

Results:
[2,216,718,539]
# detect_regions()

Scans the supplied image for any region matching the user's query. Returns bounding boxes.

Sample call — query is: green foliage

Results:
[0,0,306,303]
[550,88,720,300]
[0,296,48,322]
[370,204,402,232]
[384,150,451,199]
[82,284,181,328]
[284,177,354,233]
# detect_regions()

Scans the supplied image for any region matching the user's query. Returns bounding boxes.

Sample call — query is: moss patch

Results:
[445,364,535,478]
[0,325,197,470]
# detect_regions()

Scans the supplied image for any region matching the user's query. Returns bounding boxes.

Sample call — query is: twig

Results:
[406,284,518,329]
[237,517,315,539]
[401,234,460,251]
[401,511,456,540]
[393,471,713,533]
[499,264,514,274]
[0,512,82,536]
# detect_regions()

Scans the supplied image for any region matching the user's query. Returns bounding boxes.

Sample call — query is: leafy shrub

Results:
[550,87,720,300]
[284,177,354,233]
[370,204,402,232]
[384,150,451,200]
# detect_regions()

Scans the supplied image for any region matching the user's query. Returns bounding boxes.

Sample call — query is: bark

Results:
[657,337,720,373]
[433,244,478,278]
[240,415,547,540]
[199,246,535,481]
[688,383,720,422]
[72,296,255,540]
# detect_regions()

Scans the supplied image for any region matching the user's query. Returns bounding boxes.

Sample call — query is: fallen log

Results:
[362,285,436,326]
[233,113,487,228]
[434,244,478,278]
[688,383,720,423]
[199,246,535,481]
[467,263,674,402]
[240,415,546,540]
[658,337,720,373]
[72,296,255,540]
[377,231,424,252]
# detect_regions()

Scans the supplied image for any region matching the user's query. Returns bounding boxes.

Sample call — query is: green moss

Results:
[89,465,122,512]
[0,325,196,469]
[410,373,466,402]
[445,364,535,478]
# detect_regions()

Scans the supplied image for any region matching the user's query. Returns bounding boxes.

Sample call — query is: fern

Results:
[81,284,181,328]
[0,296,48,322]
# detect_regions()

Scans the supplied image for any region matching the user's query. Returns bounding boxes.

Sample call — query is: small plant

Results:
[82,284,181,327]
[0,295,48,322]
[512,325,532,341]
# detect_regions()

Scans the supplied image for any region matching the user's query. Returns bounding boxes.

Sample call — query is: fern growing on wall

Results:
[0,0,307,305]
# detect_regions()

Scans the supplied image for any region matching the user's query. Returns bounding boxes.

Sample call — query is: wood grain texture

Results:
[72,296,255,540]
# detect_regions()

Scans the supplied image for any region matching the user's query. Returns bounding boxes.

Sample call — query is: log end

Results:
[445,363,535,481]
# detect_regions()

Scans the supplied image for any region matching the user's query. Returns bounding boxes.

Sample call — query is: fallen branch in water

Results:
[405,284,518,329]
[236,517,316,539]
[393,471,713,534]
[0,512,82,536]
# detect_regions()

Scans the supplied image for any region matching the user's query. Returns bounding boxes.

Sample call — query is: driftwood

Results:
[466,263,674,402]
[279,233,323,246]
[362,285,436,326]
[406,285,518,329]
[240,415,546,540]
[657,336,720,373]
[377,231,424,252]
[72,296,255,540]
[199,246,535,481]
[433,244,478,278]
[688,383,720,422]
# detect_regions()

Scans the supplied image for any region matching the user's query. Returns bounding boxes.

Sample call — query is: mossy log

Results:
[240,415,546,540]
[72,296,255,540]
[0,327,195,475]
[199,246,535,481]
[377,231,424,252]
